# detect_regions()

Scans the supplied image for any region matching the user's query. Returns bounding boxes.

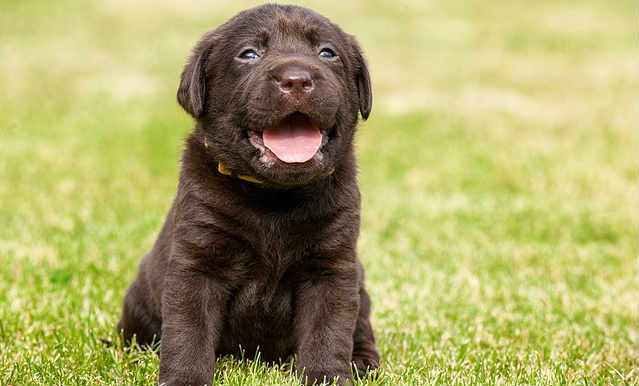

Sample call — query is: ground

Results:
[0,0,637,384]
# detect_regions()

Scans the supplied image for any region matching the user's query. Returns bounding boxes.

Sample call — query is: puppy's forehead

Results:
[223,4,343,45]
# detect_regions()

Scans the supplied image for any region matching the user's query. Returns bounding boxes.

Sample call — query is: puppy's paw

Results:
[159,374,210,386]
[351,354,380,380]
[300,369,354,386]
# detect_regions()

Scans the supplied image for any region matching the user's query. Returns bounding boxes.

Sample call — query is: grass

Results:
[0,0,637,384]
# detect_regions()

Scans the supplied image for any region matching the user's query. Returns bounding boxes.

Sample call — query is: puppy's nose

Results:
[277,69,313,94]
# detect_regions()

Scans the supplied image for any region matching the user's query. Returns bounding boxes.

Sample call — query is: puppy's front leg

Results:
[296,266,360,386]
[159,268,226,386]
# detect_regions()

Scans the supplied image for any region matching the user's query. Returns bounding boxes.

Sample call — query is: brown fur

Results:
[117,4,378,385]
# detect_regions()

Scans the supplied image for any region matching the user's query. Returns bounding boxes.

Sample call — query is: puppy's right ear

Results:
[177,31,216,118]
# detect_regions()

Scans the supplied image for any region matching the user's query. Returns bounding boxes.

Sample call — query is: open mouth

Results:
[248,112,324,164]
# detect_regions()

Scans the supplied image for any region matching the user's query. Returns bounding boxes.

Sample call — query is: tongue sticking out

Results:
[262,114,323,163]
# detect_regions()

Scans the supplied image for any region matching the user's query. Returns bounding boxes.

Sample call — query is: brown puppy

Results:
[117,4,378,385]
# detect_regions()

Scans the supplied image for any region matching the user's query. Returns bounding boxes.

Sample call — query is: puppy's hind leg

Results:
[351,287,380,379]
[117,280,161,349]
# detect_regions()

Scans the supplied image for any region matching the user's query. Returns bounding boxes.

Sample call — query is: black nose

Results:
[277,68,313,94]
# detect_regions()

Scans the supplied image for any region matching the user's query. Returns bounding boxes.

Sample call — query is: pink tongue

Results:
[262,118,322,163]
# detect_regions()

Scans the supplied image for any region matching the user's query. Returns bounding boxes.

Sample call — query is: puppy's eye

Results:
[238,48,260,60]
[318,47,336,59]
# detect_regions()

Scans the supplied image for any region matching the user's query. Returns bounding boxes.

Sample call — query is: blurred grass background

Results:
[0,0,637,384]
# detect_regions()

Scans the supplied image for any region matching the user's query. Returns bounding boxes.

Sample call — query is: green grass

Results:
[1,0,637,384]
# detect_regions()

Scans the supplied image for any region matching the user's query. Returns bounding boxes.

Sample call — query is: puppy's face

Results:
[177,4,371,186]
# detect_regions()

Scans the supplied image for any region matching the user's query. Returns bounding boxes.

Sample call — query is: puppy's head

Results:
[177,4,371,186]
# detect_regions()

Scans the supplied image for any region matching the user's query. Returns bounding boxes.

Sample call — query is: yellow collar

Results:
[217,162,265,184]
[206,137,334,185]
[218,162,335,185]
[205,138,265,184]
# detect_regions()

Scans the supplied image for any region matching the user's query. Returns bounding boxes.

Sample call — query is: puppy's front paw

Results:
[159,374,210,386]
[300,368,354,386]
[352,354,380,380]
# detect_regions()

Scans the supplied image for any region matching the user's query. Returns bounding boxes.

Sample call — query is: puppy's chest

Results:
[215,212,335,324]
[222,267,299,351]
[229,272,295,320]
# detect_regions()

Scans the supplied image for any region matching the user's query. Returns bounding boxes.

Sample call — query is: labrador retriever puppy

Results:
[117,4,379,385]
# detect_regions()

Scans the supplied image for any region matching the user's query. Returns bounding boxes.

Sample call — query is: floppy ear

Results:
[177,31,216,118]
[350,38,372,120]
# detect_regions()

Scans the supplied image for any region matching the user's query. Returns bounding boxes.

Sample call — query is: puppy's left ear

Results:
[177,31,216,118]
[350,37,372,120]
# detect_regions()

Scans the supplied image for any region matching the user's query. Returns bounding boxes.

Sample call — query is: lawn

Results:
[1,0,637,384]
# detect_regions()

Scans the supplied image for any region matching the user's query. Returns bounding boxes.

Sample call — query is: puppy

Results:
[117,4,379,385]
